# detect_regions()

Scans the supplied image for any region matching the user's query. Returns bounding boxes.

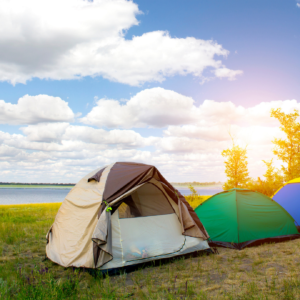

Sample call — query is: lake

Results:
[0,186,223,205]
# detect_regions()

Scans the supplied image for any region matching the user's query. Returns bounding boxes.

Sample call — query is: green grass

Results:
[0,185,74,189]
[1,202,300,299]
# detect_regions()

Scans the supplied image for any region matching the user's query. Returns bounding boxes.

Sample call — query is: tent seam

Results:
[236,190,240,244]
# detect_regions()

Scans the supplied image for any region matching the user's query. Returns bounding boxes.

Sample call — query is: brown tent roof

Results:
[88,162,208,238]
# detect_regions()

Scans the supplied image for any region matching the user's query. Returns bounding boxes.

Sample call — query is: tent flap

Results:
[92,210,113,268]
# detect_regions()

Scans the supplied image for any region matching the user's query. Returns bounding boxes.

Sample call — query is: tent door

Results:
[119,213,185,262]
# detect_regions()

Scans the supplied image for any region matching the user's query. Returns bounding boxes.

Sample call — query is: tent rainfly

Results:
[273,178,300,230]
[46,162,210,269]
[195,188,300,250]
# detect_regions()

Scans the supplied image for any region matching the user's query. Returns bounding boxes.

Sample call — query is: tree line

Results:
[222,108,300,196]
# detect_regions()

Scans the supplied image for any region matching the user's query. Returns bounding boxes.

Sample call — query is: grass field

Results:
[1,200,300,299]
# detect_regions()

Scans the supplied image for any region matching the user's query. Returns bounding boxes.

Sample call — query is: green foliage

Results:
[245,159,284,197]
[271,108,300,181]
[222,143,250,190]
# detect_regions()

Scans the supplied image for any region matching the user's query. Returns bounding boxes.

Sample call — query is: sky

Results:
[0,0,300,183]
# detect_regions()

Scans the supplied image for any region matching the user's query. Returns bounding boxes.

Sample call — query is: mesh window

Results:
[118,183,174,218]
[119,214,185,262]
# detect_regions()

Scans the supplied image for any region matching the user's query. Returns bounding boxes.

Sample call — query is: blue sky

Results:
[0,0,299,183]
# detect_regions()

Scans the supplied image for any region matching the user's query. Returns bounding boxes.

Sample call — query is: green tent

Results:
[195,188,300,249]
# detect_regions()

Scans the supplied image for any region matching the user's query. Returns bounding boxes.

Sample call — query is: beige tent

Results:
[46,162,210,270]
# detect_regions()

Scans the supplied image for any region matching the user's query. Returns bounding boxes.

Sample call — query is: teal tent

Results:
[195,188,300,249]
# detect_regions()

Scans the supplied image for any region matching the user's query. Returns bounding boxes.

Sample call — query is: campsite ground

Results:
[1,200,300,299]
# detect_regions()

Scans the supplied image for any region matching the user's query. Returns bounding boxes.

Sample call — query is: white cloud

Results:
[164,124,238,141]
[213,68,243,81]
[64,126,145,148]
[194,100,245,126]
[245,100,300,126]
[20,123,70,142]
[20,123,145,149]
[297,3,300,8]
[0,127,155,182]
[164,123,285,144]
[0,95,75,125]
[153,136,227,154]
[81,87,197,128]
[188,99,300,127]
[0,90,299,183]
[0,144,22,157]
[81,87,300,129]
[0,0,241,85]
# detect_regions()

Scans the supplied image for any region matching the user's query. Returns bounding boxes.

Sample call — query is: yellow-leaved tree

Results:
[271,108,300,181]
[222,142,250,190]
[246,159,284,197]
[188,184,198,197]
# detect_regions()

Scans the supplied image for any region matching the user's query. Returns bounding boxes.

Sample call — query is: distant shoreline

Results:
[171,182,223,187]
[0,182,222,189]
[0,184,74,189]
[0,184,222,189]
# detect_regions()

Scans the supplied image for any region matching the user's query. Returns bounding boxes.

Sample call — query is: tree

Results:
[270,108,300,181]
[222,143,250,190]
[188,184,198,197]
[245,159,284,197]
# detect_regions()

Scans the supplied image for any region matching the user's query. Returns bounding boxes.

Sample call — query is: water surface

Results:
[0,188,72,205]
[0,186,223,205]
